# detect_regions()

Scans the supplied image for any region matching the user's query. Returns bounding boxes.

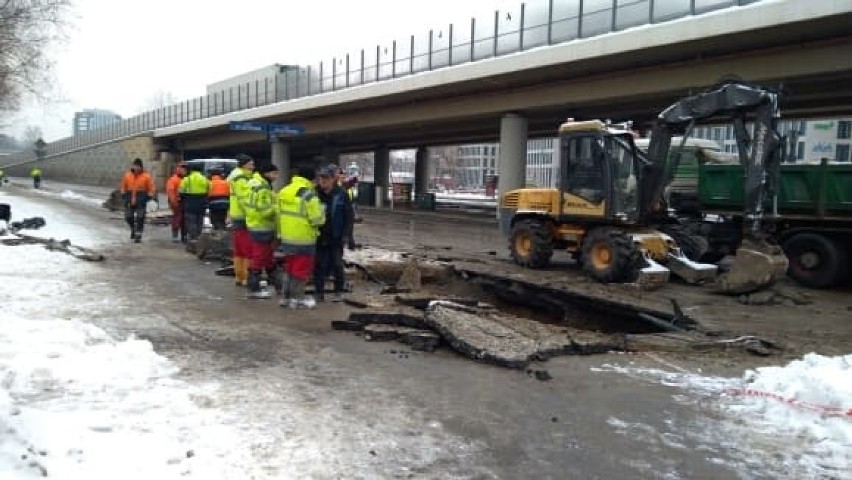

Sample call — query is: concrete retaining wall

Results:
[2,135,168,190]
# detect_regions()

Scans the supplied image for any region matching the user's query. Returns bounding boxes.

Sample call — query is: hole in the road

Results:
[442,272,672,334]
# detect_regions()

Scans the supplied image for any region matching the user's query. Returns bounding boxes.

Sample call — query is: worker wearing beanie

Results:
[245,163,280,299]
[178,162,211,243]
[227,154,261,287]
[275,166,325,308]
[119,158,155,243]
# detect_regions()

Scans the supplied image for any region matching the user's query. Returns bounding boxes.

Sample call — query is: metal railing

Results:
[19,0,757,161]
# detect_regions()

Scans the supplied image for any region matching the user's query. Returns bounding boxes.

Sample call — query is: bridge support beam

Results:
[322,143,340,167]
[498,113,528,213]
[374,146,390,207]
[414,146,430,198]
[271,139,290,189]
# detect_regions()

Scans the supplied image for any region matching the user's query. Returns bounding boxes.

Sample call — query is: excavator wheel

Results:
[509,218,554,268]
[716,237,789,295]
[581,227,644,283]
[782,233,848,289]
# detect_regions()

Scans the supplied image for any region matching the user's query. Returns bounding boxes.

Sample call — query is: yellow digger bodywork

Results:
[501,187,710,287]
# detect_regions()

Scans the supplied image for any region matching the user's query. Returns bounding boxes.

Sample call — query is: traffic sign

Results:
[230,121,305,142]
[229,121,267,132]
[266,123,304,135]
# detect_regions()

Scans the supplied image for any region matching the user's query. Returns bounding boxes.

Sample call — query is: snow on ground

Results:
[0,191,259,479]
[0,317,256,479]
[343,245,405,264]
[593,354,852,478]
[55,189,105,207]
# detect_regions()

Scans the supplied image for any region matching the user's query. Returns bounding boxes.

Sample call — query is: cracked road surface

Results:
[2,184,820,479]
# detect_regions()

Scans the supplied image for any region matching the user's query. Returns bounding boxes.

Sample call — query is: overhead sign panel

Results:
[229,121,305,138]
[229,121,267,132]
[267,124,305,135]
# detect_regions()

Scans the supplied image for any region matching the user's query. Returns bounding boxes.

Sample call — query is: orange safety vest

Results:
[120,170,155,206]
[208,175,230,198]
[166,174,182,206]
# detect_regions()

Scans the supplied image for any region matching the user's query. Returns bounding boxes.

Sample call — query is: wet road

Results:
[1,184,795,479]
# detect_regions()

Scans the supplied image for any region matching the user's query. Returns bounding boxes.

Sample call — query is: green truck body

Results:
[674,159,852,289]
[698,161,852,216]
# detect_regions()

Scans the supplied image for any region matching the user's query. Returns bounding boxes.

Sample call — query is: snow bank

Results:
[58,189,104,207]
[0,315,256,479]
[594,353,852,478]
[344,245,405,264]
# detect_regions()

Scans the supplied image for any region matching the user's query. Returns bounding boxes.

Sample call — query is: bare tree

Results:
[0,1,71,116]
[21,124,42,146]
[140,89,177,112]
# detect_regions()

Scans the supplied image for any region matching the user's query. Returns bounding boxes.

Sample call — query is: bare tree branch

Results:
[0,0,70,118]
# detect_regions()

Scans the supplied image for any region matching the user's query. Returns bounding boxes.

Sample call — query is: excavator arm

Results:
[641,81,782,229]
[641,81,788,293]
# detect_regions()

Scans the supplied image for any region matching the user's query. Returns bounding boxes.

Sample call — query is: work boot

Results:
[289,279,316,309]
[233,257,248,287]
[246,269,270,299]
[278,272,293,307]
[268,267,285,296]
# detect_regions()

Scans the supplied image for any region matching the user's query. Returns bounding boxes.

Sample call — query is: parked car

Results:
[183,158,238,177]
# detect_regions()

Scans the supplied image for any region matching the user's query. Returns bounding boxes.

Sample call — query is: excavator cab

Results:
[559,120,641,223]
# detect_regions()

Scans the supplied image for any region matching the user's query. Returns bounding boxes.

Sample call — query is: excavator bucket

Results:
[716,238,789,294]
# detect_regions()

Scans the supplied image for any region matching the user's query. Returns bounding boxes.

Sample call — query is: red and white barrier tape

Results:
[640,352,852,418]
[723,388,852,418]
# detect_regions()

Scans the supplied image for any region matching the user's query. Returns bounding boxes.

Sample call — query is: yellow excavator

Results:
[499,81,789,293]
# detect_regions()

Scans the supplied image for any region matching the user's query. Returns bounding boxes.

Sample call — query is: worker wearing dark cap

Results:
[119,158,156,243]
[245,163,280,299]
[314,164,355,302]
[227,154,261,287]
[276,166,325,308]
[178,162,211,244]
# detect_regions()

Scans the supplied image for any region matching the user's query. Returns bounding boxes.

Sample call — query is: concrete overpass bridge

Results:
[3,0,851,197]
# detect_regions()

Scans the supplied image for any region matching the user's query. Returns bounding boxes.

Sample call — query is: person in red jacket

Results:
[119,158,155,243]
[207,168,230,230]
[166,162,187,243]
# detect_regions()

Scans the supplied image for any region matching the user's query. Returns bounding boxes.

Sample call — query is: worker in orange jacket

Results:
[119,158,156,243]
[207,168,230,230]
[166,162,187,243]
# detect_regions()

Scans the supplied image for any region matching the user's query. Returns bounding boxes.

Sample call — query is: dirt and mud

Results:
[3,181,851,478]
[353,208,852,370]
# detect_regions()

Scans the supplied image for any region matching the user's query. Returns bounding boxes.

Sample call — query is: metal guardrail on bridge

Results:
[7,0,759,163]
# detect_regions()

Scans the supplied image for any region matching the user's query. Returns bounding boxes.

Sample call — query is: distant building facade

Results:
[453,138,559,190]
[693,117,852,163]
[73,109,121,135]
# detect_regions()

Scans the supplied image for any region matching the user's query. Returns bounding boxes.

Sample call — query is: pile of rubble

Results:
[334,296,623,369]
[0,206,104,262]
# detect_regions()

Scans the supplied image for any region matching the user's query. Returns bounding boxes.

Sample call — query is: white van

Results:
[183,158,238,177]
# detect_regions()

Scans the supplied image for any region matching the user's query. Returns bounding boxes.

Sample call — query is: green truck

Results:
[673,159,852,288]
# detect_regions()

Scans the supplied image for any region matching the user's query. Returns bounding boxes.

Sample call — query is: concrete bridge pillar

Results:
[271,139,290,189]
[414,146,430,198]
[498,113,528,205]
[373,146,390,207]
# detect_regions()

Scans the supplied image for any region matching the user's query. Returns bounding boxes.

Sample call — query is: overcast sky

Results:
[6,0,521,142]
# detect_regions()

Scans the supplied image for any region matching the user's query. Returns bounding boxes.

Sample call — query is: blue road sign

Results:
[229,121,267,132]
[230,121,304,141]
[266,123,305,135]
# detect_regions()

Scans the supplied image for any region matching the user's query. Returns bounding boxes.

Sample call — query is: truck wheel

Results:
[659,224,709,261]
[581,227,644,283]
[782,233,847,288]
[509,218,553,268]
